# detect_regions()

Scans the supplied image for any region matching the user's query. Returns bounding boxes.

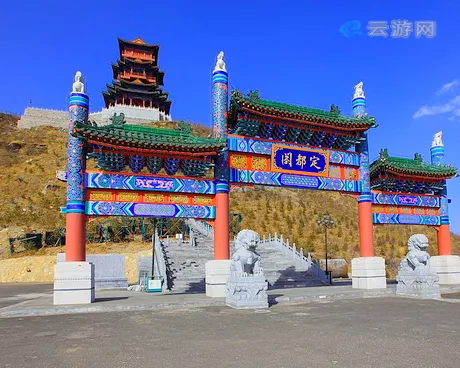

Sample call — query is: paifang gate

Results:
[61,51,457,301]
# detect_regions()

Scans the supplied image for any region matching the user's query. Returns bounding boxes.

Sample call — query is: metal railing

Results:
[260,233,329,284]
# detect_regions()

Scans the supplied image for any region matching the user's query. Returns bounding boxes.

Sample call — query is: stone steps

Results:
[162,239,326,293]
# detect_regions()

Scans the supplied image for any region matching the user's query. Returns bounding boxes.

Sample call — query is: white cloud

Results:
[436,80,459,95]
[413,95,460,119]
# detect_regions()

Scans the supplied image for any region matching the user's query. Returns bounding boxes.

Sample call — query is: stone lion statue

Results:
[399,234,431,271]
[214,51,226,72]
[353,81,365,99]
[72,71,85,93]
[432,131,443,147]
[230,229,262,276]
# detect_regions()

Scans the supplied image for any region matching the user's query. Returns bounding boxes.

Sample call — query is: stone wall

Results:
[17,108,69,129]
[17,106,171,129]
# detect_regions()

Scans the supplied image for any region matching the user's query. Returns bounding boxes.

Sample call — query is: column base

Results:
[351,257,387,289]
[54,262,95,305]
[430,255,460,284]
[205,260,231,298]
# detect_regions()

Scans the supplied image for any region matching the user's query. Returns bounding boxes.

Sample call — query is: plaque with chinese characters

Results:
[271,145,329,177]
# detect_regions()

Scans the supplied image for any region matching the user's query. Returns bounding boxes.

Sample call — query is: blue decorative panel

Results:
[373,213,441,226]
[229,169,361,193]
[372,193,441,208]
[228,136,360,166]
[86,201,215,219]
[86,172,215,194]
[271,144,329,177]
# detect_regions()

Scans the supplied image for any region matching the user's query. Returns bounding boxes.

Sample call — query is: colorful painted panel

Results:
[271,145,329,177]
[86,171,215,194]
[86,201,215,219]
[372,205,439,216]
[372,193,441,208]
[228,136,360,166]
[87,189,215,206]
[372,213,441,226]
[229,169,361,193]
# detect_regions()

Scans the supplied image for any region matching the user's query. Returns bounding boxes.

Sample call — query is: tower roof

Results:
[118,37,160,52]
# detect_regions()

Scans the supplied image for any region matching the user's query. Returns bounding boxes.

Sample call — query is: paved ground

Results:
[0,283,52,309]
[1,296,460,368]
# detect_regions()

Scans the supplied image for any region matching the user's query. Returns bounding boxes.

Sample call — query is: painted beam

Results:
[86,201,216,219]
[371,192,441,208]
[229,169,361,192]
[228,136,360,166]
[85,171,215,194]
[372,213,441,226]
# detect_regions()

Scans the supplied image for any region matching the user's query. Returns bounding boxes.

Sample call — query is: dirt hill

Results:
[1,113,459,277]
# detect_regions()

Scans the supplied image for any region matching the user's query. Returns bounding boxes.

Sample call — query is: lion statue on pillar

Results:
[229,229,262,276]
[396,234,440,298]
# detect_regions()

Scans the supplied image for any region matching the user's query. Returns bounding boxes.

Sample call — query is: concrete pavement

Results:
[1,296,460,368]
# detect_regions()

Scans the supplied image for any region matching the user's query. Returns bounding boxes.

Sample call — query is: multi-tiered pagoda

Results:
[102,38,172,121]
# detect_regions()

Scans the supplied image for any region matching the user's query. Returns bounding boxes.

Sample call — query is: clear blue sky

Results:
[2,1,459,233]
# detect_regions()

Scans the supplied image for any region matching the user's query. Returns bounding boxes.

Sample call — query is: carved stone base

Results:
[226,274,268,309]
[206,260,231,298]
[396,268,440,299]
[351,257,387,289]
[430,255,460,285]
[54,262,95,305]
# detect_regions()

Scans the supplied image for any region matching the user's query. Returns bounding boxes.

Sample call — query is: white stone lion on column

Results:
[353,81,365,99]
[72,71,85,93]
[432,131,443,147]
[213,51,227,72]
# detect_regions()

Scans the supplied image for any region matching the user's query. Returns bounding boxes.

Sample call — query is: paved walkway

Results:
[1,282,459,318]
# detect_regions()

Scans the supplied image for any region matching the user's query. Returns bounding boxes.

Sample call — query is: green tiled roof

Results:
[74,120,226,153]
[230,90,377,130]
[370,150,457,179]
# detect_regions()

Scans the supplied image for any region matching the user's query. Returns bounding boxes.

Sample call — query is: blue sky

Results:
[2,1,459,233]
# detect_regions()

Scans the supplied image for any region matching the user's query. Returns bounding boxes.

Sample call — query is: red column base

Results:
[65,213,87,262]
[437,224,452,256]
[358,201,374,257]
[214,192,229,260]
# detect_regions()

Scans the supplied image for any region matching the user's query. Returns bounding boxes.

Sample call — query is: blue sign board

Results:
[271,145,329,177]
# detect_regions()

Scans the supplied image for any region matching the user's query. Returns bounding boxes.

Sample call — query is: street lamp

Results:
[317,213,334,284]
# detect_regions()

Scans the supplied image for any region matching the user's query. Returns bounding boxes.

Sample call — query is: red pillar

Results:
[358,200,374,257]
[437,225,452,255]
[66,214,86,261]
[214,191,229,260]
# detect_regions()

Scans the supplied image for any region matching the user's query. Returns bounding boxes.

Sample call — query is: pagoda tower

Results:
[102,38,172,122]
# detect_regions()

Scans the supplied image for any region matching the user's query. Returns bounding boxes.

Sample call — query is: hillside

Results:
[1,113,459,277]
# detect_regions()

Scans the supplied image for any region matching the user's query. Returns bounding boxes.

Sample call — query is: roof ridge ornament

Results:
[379,148,389,160]
[72,71,85,94]
[353,81,365,99]
[432,131,443,147]
[109,112,126,126]
[414,153,423,162]
[213,51,227,72]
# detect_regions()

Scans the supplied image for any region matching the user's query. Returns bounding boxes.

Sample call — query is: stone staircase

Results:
[163,235,212,293]
[256,242,327,289]
[162,226,327,293]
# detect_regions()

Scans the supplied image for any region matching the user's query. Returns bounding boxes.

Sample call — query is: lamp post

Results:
[317,213,334,284]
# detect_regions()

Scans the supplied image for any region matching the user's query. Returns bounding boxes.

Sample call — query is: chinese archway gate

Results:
[54,52,458,305]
